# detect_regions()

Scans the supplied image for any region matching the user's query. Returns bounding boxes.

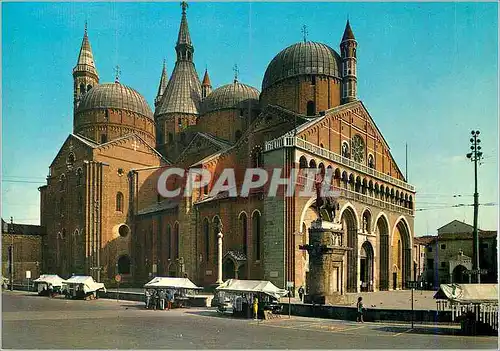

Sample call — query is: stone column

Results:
[216,231,223,284]
[300,219,350,305]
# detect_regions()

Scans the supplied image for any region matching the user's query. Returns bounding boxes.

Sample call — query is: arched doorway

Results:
[360,241,374,291]
[377,216,390,290]
[452,265,468,284]
[238,263,247,280]
[168,263,177,277]
[394,219,412,289]
[117,255,131,275]
[223,259,236,280]
[341,207,358,292]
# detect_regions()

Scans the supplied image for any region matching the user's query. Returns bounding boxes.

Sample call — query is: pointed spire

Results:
[177,1,192,47]
[202,68,211,87]
[342,20,355,42]
[155,60,168,107]
[74,22,98,78]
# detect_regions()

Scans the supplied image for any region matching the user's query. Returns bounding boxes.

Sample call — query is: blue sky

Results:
[2,2,498,236]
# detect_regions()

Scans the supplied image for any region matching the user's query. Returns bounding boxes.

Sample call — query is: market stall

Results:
[33,274,65,296]
[215,279,288,319]
[62,276,106,300]
[434,283,498,335]
[143,277,203,309]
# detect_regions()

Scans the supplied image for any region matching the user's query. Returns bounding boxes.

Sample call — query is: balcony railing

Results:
[294,175,414,216]
[265,136,415,192]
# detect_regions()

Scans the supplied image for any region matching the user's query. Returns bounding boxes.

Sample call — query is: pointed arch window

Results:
[59,174,66,191]
[203,218,210,262]
[59,196,65,217]
[235,130,242,140]
[87,84,92,92]
[306,101,315,116]
[240,213,248,255]
[252,211,261,261]
[167,225,172,259]
[341,142,350,158]
[368,154,374,169]
[76,168,83,186]
[252,147,263,168]
[80,84,85,95]
[78,193,83,213]
[116,192,124,212]
[174,222,180,259]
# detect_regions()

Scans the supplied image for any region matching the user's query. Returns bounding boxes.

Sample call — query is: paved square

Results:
[2,291,497,349]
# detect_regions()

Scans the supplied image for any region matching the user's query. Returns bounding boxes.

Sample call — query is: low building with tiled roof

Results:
[1,218,46,285]
[421,220,497,287]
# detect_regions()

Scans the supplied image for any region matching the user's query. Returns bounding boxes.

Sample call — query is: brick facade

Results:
[1,220,45,285]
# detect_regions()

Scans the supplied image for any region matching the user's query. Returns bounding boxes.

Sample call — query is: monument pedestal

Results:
[300,219,350,305]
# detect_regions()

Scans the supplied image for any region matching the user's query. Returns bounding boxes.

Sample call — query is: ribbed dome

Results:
[77,83,153,119]
[202,81,260,113]
[262,41,341,91]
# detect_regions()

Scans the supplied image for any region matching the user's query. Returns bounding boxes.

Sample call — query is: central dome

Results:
[202,81,260,114]
[77,83,153,119]
[262,41,341,91]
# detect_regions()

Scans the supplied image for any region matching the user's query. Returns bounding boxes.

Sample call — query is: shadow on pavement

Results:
[120,303,147,310]
[184,309,236,319]
[375,325,463,336]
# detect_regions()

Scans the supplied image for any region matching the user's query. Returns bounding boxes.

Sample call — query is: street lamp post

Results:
[10,217,14,291]
[466,130,483,284]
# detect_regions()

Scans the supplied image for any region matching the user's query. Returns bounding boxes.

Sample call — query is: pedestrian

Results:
[48,284,54,298]
[145,289,151,309]
[356,296,364,323]
[253,296,259,320]
[159,289,166,310]
[152,290,158,310]
[298,286,305,302]
[166,289,173,310]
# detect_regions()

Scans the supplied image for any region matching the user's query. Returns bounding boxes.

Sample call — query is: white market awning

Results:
[32,274,65,287]
[216,279,289,299]
[144,277,202,290]
[434,284,498,304]
[63,276,106,294]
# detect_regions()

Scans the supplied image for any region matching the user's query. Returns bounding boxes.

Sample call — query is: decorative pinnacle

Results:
[233,64,239,83]
[301,25,308,43]
[84,21,88,35]
[163,58,166,70]
[181,1,188,15]
[114,65,121,83]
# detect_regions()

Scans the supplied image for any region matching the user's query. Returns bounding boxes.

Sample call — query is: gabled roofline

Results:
[437,219,473,231]
[176,132,232,165]
[49,134,96,168]
[96,133,170,164]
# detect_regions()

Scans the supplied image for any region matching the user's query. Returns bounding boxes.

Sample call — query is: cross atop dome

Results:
[233,64,239,83]
[114,65,121,83]
[301,25,308,43]
[181,1,188,14]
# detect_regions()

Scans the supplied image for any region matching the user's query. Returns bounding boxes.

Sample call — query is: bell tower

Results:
[73,22,99,109]
[340,20,357,104]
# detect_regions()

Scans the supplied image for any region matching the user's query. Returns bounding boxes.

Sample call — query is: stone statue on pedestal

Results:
[314,175,340,223]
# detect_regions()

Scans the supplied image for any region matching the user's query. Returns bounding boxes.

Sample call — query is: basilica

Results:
[39,2,416,293]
